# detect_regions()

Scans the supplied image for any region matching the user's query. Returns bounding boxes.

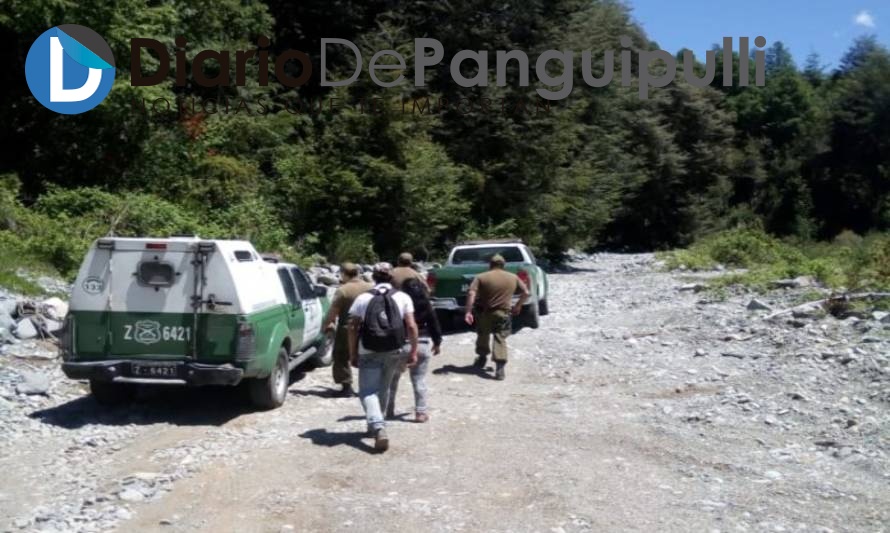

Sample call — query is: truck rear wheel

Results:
[538,298,549,316]
[514,303,539,332]
[249,348,289,410]
[89,380,134,405]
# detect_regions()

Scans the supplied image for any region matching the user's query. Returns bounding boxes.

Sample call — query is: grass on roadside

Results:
[661,228,890,293]
[0,252,54,296]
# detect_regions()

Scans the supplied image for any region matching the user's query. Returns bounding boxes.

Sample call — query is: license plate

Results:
[131,363,178,378]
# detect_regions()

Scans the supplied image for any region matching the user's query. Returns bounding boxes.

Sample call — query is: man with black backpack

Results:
[348,262,419,452]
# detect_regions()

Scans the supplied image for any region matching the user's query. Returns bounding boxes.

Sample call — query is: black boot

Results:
[337,383,355,397]
[473,354,487,369]
[495,361,506,380]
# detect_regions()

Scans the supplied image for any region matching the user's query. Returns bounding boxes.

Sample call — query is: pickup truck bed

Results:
[427,242,549,331]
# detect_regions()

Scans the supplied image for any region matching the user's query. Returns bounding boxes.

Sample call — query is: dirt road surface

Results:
[2,254,888,532]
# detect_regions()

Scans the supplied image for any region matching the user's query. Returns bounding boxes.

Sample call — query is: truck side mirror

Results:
[314,285,328,298]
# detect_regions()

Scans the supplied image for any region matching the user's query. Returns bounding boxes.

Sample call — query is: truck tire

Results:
[517,303,539,331]
[310,332,334,367]
[89,380,134,405]
[249,348,289,410]
[538,298,549,316]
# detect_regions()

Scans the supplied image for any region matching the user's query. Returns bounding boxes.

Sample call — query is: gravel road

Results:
[1,254,888,532]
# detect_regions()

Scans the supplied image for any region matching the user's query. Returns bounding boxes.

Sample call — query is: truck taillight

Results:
[517,269,531,287]
[236,322,255,360]
[427,272,437,294]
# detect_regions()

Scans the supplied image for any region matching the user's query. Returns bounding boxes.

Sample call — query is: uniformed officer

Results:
[463,254,529,380]
[322,262,373,396]
[390,252,429,291]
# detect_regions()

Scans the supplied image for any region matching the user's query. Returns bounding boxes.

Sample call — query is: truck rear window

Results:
[138,261,176,287]
[451,247,524,264]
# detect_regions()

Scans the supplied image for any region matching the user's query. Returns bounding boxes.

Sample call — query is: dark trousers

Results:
[332,326,352,385]
[475,310,511,362]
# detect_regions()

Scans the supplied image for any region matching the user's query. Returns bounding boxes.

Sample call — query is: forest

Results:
[0,0,888,281]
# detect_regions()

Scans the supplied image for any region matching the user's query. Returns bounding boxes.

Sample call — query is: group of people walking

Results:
[322,253,529,452]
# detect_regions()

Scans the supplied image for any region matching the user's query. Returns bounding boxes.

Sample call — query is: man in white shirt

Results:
[348,262,419,452]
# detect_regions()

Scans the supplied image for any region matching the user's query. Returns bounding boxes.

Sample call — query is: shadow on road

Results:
[29,372,310,429]
[336,415,366,422]
[299,428,377,454]
[548,265,598,274]
[337,413,414,423]
[432,364,495,380]
[289,386,340,399]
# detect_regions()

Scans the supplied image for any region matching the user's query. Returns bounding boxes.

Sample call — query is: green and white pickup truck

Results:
[60,237,332,409]
[426,240,549,330]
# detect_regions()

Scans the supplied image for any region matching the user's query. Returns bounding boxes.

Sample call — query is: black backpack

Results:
[360,287,406,352]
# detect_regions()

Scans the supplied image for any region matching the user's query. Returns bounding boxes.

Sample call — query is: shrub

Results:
[664,228,890,291]
[331,230,377,264]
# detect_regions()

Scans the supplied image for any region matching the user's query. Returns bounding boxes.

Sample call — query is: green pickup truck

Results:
[427,240,549,330]
[60,237,333,410]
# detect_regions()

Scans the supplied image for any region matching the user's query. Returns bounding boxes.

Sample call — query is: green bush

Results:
[0,230,46,294]
[664,228,890,291]
[331,230,377,264]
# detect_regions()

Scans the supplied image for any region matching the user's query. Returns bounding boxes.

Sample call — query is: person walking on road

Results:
[464,254,529,380]
[348,262,419,452]
[386,277,442,423]
[322,263,373,397]
[390,252,429,290]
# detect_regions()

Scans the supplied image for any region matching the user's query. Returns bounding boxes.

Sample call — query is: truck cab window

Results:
[277,268,299,306]
[290,267,316,300]
[451,246,524,264]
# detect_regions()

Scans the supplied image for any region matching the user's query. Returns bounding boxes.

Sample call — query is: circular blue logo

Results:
[25,24,116,114]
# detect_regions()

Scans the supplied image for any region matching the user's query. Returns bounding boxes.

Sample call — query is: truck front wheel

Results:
[249,348,289,410]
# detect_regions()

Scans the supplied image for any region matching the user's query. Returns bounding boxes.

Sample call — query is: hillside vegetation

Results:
[1,0,888,287]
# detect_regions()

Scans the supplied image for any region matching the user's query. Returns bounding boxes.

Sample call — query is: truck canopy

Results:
[70,237,285,316]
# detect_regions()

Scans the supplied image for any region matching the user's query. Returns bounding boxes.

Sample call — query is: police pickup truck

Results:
[426,240,549,330]
[61,237,332,409]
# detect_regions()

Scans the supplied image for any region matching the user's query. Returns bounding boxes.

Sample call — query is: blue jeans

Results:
[389,339,432,414]
[358,350,403,432]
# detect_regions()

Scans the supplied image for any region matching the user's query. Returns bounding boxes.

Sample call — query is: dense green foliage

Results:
[663,228,890,291]
[1,0,888,281]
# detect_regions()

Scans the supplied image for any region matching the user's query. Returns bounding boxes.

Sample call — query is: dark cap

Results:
[397,252,413,266]
[489,254,506,266]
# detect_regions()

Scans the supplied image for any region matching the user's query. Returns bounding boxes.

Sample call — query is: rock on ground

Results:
[13,318,38,340]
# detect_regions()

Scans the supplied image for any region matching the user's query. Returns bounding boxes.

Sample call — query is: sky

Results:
[628,0,890,70]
